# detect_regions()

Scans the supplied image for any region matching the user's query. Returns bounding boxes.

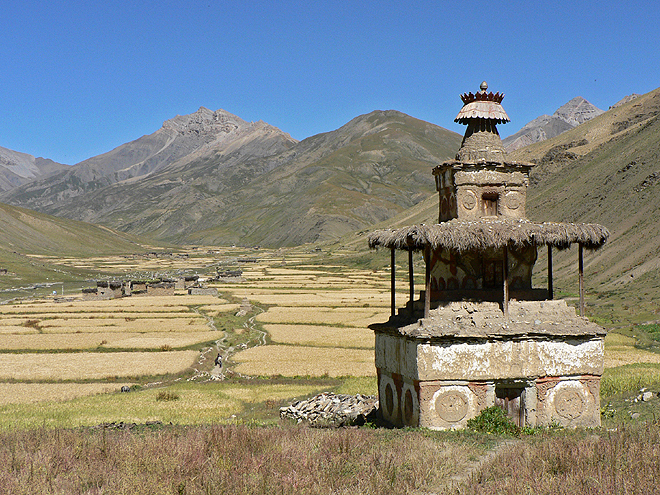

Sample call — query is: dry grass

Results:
[603,331,660,367]
[197,303,241,314]
[0,424,481,494]
[0,383,131,405]
[256,306,389,327]
[232,345,375,377]
[39,318,210,333]
[460,425,660,494]
[604,348,660,368]
[0,295,223,314]
[0,351,198,381]
[240,291,401,308]
[0,331,223,350]
[0,326,38,335]
[264,324,374,349]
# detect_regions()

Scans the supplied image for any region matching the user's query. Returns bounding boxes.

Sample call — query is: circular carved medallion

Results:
[462,190,477,210]
[505,191,520,210]
[554,389,585,419]
[385,383,395,416]
[435,390,468,423]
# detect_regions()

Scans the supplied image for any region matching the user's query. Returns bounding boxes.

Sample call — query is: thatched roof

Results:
[455,100,510,124]
[368,219,609,252]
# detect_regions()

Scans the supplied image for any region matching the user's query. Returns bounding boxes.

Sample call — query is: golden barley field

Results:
[0,331,225,351]
[255,306,389,327]
[0,351,198,381]
[1,244,651,425]
[0,383,132,405]
[232,345,374,377]
[264,324,374,349]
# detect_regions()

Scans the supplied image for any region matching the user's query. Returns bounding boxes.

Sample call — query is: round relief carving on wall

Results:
[435,390,469,423]
[505,191,520,210]
[461,190,477,210]
[554,388,585,420]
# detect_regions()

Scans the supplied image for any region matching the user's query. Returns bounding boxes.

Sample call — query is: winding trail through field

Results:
[188,300,267,381]
[447,439,520,489]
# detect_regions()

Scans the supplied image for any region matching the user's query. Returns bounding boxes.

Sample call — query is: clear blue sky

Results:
[1,0,658,165]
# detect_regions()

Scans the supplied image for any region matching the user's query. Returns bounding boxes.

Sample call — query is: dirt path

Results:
[448,439,519,489]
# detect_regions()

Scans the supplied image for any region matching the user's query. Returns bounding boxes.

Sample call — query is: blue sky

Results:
[1,0,658,165]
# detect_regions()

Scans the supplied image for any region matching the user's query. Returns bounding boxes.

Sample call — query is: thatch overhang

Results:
[368,219,610,252]
[455,100,510,124]
[432,159,534,174]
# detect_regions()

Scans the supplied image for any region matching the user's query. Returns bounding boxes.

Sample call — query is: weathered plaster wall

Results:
[375,333,604,382]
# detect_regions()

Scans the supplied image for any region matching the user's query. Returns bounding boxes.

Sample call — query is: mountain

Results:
[0,107,297,211]
[1,109,461,247]
[0,146,68,192]
[0,201,151,289]
[0,201,144,257]
[506,86,660,293]
[503,97,604,152]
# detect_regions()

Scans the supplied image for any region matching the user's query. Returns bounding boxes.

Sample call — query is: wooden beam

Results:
[424,245,431,319]
[579,243,585,317]
[408,249,414,316]
[503,245,509,319]
[391,248,396,318]
[548,245,554,300]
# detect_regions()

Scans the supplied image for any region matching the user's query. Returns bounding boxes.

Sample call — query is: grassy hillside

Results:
[509,87,660,332]
[183,111,461,246]
[0,202,150,293]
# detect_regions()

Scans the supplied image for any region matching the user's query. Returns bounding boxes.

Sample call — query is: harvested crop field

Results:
[255,306,388,327]
[232,345,375,377]
[0,383,132,405]
[0,331,224,351]
[264,324,374,349]
[0,350,198,381]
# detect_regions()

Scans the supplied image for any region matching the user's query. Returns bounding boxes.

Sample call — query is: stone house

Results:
[368,83,609,429]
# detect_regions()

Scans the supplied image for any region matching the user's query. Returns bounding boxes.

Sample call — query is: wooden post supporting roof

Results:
[548,245,554,300]
[424,245,431,319]
[503,245,509,319]
[579,243,585,317]
[391,248,396,318]
[408,249,414,316]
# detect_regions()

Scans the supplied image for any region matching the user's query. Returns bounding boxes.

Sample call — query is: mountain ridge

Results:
[503,97,604,152]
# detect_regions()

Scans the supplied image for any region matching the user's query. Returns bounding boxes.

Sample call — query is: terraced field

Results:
[1,246,658,429]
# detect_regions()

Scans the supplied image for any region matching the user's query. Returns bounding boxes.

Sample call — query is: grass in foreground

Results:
[459,423,660,494]
[0,423,483,495]
[0,421,658,495]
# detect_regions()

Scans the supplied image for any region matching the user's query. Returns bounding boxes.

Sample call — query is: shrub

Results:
[467,406,519,436]
[156,391,179,402]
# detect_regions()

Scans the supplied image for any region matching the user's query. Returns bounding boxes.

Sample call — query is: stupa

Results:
[368,82,609,429]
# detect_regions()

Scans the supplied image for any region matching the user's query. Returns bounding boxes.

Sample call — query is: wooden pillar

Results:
[579,243,585,317]
[424,245,431,319]
[503,246,509,319]
[390,248,396,317]
[547,245,554,300]
[408,249,414,316]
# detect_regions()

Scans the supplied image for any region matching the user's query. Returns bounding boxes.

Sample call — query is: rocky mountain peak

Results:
[553,97,604,127]
[162,107,248,136]
[503,97,603,152]
[610,94,641,109]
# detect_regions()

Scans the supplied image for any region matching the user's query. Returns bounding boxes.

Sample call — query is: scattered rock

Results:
[280,392,378,427]
[641,391,654,402]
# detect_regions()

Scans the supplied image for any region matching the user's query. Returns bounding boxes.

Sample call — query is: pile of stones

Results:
[280,392,379,427]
